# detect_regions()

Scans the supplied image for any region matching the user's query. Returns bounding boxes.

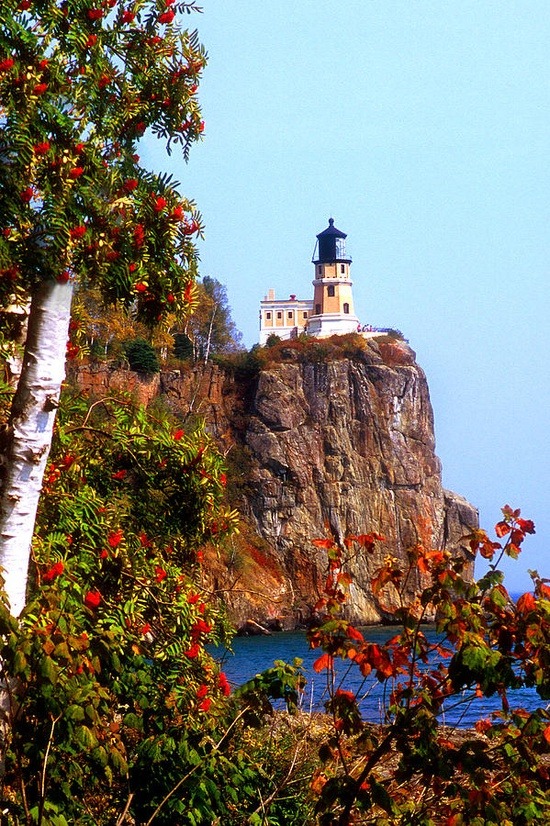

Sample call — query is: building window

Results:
[341,264,345,273]
[277,311,282,319]
[303,311,308,319]
[343,303,350,314]
[315,304,321,315]
[266,312,271,320]
[327,285,335,297]
[287,311,293,319]
[318,265,322,274]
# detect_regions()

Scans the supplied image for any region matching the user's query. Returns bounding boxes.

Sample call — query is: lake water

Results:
[213,624,547,729]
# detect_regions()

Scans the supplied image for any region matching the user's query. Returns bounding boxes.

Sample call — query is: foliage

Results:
[173,330,194,361]
[216,334,372,377]
[0,390,271,825]
[307,509,550,825]
[0,0,206,324]
[123,337,160,374]
[182,276,243,362]
[3,385,550,826]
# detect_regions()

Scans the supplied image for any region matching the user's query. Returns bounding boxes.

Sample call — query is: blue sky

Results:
[143,1,550,591]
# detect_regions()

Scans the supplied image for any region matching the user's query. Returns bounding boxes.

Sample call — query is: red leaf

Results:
[347,624,364,642]
[516,594,537,614]
[517,518,536,535]
[334,688,355,702]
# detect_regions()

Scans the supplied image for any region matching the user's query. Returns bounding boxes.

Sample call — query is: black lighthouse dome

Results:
[313,218,352,264]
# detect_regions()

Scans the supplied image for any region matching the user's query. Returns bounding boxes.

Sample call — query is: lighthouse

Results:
[306,218,359,338]
[259,218,361,344]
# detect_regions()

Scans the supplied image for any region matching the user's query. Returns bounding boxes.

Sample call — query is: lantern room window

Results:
[336,237,346,258]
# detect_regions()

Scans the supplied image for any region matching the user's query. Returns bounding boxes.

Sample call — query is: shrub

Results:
[307,511,550,825]
[124,338,160,374]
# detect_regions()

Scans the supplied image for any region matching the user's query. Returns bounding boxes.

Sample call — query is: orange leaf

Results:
[371,567,393,595]
[417,557,429,574]
[313,652,333,673]
[312,538,334,549]
[495,521,511,538]
[543,725,550,745]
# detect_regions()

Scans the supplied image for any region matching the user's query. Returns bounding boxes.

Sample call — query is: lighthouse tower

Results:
[306,218,359,338]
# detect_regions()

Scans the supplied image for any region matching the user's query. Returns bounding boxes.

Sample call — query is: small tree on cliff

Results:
[0,0,206,616]
[184,275,243,362]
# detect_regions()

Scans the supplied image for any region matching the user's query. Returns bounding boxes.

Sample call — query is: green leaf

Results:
[53,641,70,660]
[65,704,85,722]
[370,778,398,815]
[110,746,128,776]
[122,712,143,731]
[40,655,59,685]
[13,649,28,676]
[76,725,98,750]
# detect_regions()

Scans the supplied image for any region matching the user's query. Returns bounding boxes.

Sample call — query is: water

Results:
[213,625,547,728]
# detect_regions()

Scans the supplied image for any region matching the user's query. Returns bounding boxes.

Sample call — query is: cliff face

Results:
[161,338,477,627]
[73,338,478,628]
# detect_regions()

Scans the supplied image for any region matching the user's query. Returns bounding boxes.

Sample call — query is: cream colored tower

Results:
[307,218,359,338]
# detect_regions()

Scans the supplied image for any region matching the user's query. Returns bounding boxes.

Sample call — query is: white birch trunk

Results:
[0,279,73,617]
[203,303,217,364]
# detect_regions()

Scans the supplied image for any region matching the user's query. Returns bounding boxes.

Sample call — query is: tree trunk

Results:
[0,279,73,617]
[203,303,217,364]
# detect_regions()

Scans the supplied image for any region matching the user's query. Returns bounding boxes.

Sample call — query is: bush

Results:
[174,332,194,361]
[124,338,160,374]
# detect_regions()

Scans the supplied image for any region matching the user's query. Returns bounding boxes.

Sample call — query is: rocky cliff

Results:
[74,336,478,628]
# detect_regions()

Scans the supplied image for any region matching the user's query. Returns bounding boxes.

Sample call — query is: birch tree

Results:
[184,275,242,362]
[0,0,205,616]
